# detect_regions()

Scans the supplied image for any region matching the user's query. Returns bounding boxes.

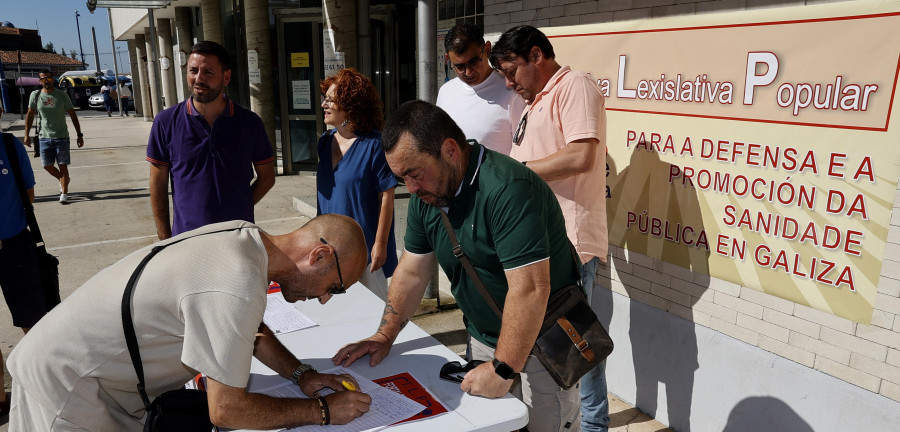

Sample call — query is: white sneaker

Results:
[59,193,68,203]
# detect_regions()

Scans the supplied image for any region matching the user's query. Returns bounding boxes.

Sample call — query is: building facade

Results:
[0,23,88,113]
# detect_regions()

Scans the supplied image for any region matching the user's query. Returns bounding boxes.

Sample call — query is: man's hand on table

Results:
[299,372,371,425]
[298,372,361,398]
[326,391,372,424]
[332,332,394,367]
[460,362,514,398]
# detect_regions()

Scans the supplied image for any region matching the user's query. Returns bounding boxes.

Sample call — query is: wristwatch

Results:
[492,358,517,380]
[291,362,317,385]
[76,132,84,138]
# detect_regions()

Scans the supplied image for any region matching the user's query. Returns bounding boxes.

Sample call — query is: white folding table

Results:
[233,284,529,432]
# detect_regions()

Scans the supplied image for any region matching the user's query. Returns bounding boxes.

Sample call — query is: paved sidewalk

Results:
[0,111,671,431]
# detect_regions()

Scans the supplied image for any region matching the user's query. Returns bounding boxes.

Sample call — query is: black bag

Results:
[122,229,242,431]
[36,246,61,310]
[2,133,62,311]
[142,389,211,432]
[439,210,613,388]
[532,285,614,388]
[29,90,40,158]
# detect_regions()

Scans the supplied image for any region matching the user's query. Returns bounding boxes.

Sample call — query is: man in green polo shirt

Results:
[24,69,85,204]
[333,100,583,432]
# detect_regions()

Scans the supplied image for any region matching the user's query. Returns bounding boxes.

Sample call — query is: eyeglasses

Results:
[439,360,484,383]
[319,238,346,295]
[39,77,54,82]
[513,113,528,145]
[450,45,485,74]
[320,95,337,107]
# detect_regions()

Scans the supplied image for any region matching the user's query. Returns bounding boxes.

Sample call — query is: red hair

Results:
[320,68,384,132]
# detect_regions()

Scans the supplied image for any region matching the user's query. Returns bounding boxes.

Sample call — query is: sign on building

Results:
[548,0,900,324]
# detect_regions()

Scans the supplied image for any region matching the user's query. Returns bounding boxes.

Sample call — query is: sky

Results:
[2,0,132,74]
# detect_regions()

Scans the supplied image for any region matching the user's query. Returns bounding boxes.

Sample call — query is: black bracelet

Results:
[316,396,330,425]
[315,397,325,425]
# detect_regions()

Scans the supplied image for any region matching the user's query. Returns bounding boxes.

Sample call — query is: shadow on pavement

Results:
[35,187,150,204]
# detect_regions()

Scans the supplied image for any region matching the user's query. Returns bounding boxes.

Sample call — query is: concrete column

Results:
[200,0,224,44]
[245,0,276,149]
[143,28,161,117]
[417,0,437,103]
[157,18,178,108]
[323,0,358,70]
[174,7,194,101]
[418,0,438,299]
[147,10,165,113]
[127,38,145,118]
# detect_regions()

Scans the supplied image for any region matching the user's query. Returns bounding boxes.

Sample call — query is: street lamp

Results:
[116,46,125,73]
[75,10,86,67]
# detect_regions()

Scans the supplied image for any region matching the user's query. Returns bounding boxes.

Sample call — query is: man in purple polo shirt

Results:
[147,40,275,240]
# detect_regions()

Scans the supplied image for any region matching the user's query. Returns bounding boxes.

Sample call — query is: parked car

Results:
[88,81,135,111]
[88,91,113,110]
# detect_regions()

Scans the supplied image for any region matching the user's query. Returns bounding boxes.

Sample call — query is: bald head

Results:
[301,214,368,284]
[264,214,368,303]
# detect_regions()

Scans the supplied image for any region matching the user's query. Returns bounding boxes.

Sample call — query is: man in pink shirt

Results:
[491,25,610,432]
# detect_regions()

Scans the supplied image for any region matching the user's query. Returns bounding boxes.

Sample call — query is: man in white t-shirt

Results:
[436,23,525,156]
[118,80,133,116]
[8,215,372,431]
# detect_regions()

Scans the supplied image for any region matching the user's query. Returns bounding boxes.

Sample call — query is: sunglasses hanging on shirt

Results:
[513,113,528,145]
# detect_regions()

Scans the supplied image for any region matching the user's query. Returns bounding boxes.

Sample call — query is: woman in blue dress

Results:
[316,69,398,301]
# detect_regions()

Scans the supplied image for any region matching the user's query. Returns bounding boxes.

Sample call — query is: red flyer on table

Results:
[373,372,448,424]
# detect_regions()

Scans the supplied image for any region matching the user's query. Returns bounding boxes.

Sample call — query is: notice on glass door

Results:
[291,52,310,68]
[292,80,311,109]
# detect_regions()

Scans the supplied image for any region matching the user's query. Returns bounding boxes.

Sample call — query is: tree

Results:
[44,42,56,54]
[69,49,77,60]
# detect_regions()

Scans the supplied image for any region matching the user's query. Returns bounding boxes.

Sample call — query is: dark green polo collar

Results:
[449,140,485,210]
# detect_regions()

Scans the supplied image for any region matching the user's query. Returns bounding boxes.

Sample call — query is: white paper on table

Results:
[254,367,426,432]
[263,293,317,334]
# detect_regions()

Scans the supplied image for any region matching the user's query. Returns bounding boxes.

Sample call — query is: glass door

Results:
[371,7,402,117]
[277,15,324,172]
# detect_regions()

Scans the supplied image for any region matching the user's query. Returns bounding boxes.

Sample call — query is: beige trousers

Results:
[469,336,582,432]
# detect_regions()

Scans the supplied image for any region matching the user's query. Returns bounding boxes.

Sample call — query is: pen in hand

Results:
[312,379,358,398]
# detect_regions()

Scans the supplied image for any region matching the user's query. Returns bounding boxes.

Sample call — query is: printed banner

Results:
[546,1,900,323]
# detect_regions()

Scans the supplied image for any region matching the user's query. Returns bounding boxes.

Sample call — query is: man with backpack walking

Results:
[24,69,85,204]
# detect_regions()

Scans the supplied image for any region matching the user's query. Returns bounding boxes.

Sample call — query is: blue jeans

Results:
[39,138,71,166]
[580,256,609,432]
